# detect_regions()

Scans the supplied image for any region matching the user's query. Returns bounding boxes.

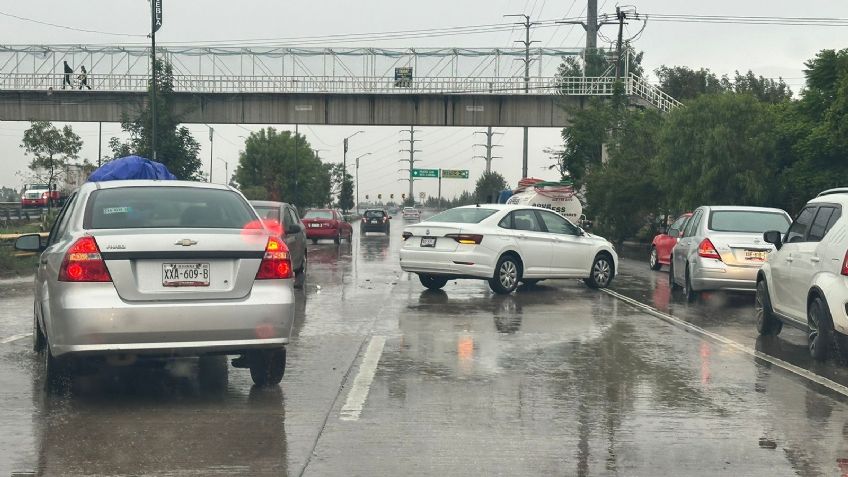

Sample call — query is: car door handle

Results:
[811,256,821,263]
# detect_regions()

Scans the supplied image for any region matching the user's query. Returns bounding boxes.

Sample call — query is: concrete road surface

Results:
[1,223,848,476]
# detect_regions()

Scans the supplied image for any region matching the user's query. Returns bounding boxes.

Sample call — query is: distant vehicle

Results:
[757,188,848,362]
[402,207,421,220]
[388,206,399,215]
[20,183,63,208]
[14,180,295,388]
[302,208,353,244]
[650,213,692,270]
[250,200,307,289]
[670,205,791,301]
[400,204,617,295]
[361,209,391,235]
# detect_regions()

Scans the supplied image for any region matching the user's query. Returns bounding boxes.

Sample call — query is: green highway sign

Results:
[411,168,439,178]
[441,169,469,179]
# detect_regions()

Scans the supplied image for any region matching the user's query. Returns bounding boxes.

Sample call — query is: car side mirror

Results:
[763,230,782,250]
[15,233,44,252]
[286,224,302,235]
[658,227,668,235]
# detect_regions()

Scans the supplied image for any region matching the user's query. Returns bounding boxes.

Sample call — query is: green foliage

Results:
[474,171,509,203]
[234,128,332,209]
[21,121,82,198]
[655,66,792,103]
[0,187,19,202]
[109,59,202,180]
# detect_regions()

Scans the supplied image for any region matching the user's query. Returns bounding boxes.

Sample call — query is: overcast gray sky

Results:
[1,0,846,200]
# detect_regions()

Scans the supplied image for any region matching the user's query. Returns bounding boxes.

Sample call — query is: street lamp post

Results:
[354,152,372,215]
[342,131,365,213]
[214,157,228,185]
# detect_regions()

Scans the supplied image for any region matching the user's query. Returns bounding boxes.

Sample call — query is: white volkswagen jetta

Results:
[399,204,617,294]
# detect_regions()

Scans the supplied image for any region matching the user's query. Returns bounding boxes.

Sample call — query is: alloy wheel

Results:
[499,261,518,289]
[593,259,611,287]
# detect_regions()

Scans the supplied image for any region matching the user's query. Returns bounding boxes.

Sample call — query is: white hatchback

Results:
[757,188,848,361]
[399,204,617,294]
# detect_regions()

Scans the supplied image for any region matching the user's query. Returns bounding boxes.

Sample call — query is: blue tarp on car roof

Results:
[88,155,176,182]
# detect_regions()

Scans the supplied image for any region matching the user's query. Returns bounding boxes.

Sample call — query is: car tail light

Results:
[256,236,292,279]
[841,251,848,276]
[402,232,413,241]
[446,234,484,245]
[698,238,722,260]
[41,192,48,199]
[59,236,112,282]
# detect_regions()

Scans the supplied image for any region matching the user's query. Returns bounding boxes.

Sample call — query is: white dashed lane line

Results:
[0,333,31,344]
[602,288,848,398]
[340,335,386,421]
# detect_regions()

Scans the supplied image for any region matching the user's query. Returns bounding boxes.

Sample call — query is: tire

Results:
[385,226,390,236]
[44,340,73,392]
[294,253,307,289]
[755,280,783,336]
[333,232,341,245]
[488,254,521,295]
[249,348,286,386]
[808,296,833,362]
[669,259,681,290]
[311,238,318,245]
[33,308,45,353]
[649,247,662,270]
[683,265,698,303]
[584,253,614,289]
[418,274,448,290]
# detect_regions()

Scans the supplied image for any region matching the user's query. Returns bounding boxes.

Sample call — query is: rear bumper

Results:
[362,223,389,232]
[399,248,494,278]
[691,259,760,291]
[305,227,339,239]
[45,281,295,358]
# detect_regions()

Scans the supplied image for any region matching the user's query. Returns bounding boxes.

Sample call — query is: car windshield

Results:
[304,210,333,219]
[426,208,497,223]
[253,206,281,221]
[364,210,385,218]
[709,210,791,233]
[86,187,256,229]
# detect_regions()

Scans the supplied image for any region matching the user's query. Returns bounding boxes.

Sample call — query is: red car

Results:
[649,213,692,270]
[302,208,353,244]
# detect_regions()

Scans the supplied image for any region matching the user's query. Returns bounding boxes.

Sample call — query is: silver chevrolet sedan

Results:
[670,205,791,301]
[14,180,295,388]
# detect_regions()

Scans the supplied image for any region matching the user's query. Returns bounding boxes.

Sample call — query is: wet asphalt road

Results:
[2,224,848,476]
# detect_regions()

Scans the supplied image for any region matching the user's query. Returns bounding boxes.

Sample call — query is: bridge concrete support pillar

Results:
[522,127,529,179]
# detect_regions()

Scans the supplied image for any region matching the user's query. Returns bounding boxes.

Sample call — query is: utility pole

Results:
[505,14,538,179]
[294,124,298,207]
[615,6,626,80]
[208,127,214,182]
[342,131,364,213]
[354,153,371,215]
[97,122,102,167]
[149,0,160,161]
[557,1,616,76]
[399,127,421,203]
[473,127,503,174]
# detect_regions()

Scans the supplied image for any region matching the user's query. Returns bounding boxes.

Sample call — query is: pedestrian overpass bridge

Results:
[0,45,679,127]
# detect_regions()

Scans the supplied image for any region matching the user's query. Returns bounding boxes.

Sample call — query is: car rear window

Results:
[85,187,256,229]
[426,208,497,224]
[364,210,386,218]
[253,206,281,221]
[304,210,333,219]
[708,210,790,233]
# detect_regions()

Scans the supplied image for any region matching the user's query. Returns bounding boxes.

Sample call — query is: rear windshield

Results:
[253,206,281,221]
[426,208,497,224]
[304,210,333,219]
[709,210,790,233]
[86,187,256,229]
[364,210,386,218]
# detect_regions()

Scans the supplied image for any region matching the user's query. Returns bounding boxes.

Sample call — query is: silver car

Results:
[15,180,295,388]
[250,200,307,289]
[670,205,791,301]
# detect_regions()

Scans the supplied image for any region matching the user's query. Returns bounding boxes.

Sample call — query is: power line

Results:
[637,13,848,26]
[0,9,147,37]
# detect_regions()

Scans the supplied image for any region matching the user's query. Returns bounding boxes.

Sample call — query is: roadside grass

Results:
[0,222,42,235]
[0,246,38,276]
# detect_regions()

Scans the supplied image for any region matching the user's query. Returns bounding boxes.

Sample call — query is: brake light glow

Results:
[841,251,848,276]
[698,238,722,260]
[59,236,112,282]
[446,234,484,245]
[256,236,293,279]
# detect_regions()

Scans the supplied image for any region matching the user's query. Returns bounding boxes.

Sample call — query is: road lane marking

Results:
[339,335,386,421]
[0,333,31,344]
[601,288,848,398]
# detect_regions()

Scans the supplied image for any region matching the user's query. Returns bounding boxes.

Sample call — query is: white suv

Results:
[756,188,848,361]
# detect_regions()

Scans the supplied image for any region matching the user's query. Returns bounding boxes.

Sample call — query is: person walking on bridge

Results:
[62,61,73,89]
[78,65,91,90]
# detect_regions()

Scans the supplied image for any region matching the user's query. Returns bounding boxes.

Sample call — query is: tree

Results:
[234,128,331,209]
[328,163,354,211]
[109,59,202,180]
[21,121,82,210]
[474,171,509,203]
[654,66,725,101]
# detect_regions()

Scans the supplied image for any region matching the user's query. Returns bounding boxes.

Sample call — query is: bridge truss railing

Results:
[0,72,639,97]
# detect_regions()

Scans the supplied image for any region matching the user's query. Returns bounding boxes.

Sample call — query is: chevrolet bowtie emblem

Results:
[175,239,198,246]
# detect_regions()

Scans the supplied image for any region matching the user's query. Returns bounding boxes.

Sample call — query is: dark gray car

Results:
[251,201,307,289]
